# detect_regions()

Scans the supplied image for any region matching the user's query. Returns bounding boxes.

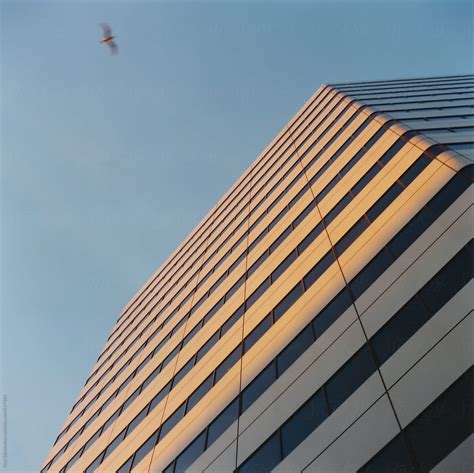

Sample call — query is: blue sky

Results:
[1,0,472,470]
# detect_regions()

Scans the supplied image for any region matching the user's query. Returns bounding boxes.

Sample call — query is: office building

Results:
[42,74,473,472]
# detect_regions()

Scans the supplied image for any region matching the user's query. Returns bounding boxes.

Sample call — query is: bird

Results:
[99,23,118,55]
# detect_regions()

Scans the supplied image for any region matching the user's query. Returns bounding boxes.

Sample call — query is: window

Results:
[297,222,323,255]
[149,381,171,412]
[276,326,314,376]
[293,200,317,228]
[126,405,149,437]
[366,183,403,222]
[406,367,473,471]
[241,361,277,413]
[131,432,158,470]
[162,345,179,370]
[206,398,239,447]
[196,331,219,362]
[244,314,272,353]
[85,452,105,473]
[214,345,242,384]
[103,428,127,461]
[122,387,141,411]
[280,388,329,458]
[174,431,207,473]
[312,288,352,338]
[159,402,186,440]
[248,251,269,278]
[323,194,352,225]
[116,455,133,473]
[325,345,376,413]
[172,356,195,387]
[220,304,244,338]
[303,251,335,290]
[358,434,415,473]
[350,247,394,300]
[238,432,282,473]
[271,250,297,283]
[186,374,214,413]
[269,225,292,254]
[335,217,369,256]
[417,241,473,315]
[273,282,304,322]
[246,278,271,311]
[371,296,429,366]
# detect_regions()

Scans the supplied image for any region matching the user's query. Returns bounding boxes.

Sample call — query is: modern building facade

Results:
[43,75,473,473]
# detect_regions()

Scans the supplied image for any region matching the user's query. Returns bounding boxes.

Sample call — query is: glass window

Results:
[271,250,297,283]
[248,251,269,278]
[142,364,162,392]
[317,174,341,202]
[225,275,245,302]
[371,296,429,366]
[281,388,329,459]
[378,139,406,166]
[102,407,121,432]
[206,398,239,447]
[103,428,127,461]
[149,381,171,412]
[399,154,431,187]
[174,431,207,473]
[417,241,473,316]
[116,455,133,473]
[325,345,376,413]
[248,229,267,253]
[186,374,214,413]
[335,217,369,256]
[273,282,304,322]
[357,434,416,473]
[312,288,352,338]
[159,402,186,440]
[196,331,219,363]
[162,345,180,370]
[297,222,323,255]
[293,200,317,228]
[387,208,435,258]
[350,247,394,300]
[182,321,203,348]
[131,432,159,469]
[214,345,242,384]
[122,386,141,411]
[238,431,282,473]
[85,452,105,473]
[244,314,272,353]
[269,225,292,254]
[241,361,277,413]
[220,305,244,338]
[172,356,195,387]
[323,194,352,226]
[276,326,314,376]
[303,251,335,290]
[406,367,473,471]
[246,278,271,311]
[203,297,225,323]
[366,183,403,223]
[126,405,149,437]
[350,162,381,198]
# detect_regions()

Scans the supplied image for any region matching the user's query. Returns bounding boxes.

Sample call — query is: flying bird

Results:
[100,23,118,55]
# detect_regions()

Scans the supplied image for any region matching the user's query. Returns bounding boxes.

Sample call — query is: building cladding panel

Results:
[43,75,474,473]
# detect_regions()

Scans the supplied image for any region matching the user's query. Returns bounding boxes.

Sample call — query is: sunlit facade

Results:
[43,75,473,473]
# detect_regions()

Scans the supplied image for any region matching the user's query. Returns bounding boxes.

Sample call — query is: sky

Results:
[1,0,472,471]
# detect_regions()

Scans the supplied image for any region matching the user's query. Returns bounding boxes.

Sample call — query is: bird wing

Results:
[100,23,112,37]
[108,41,118,55]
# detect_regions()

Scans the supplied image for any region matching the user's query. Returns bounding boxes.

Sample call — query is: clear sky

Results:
[1,0,472,470]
